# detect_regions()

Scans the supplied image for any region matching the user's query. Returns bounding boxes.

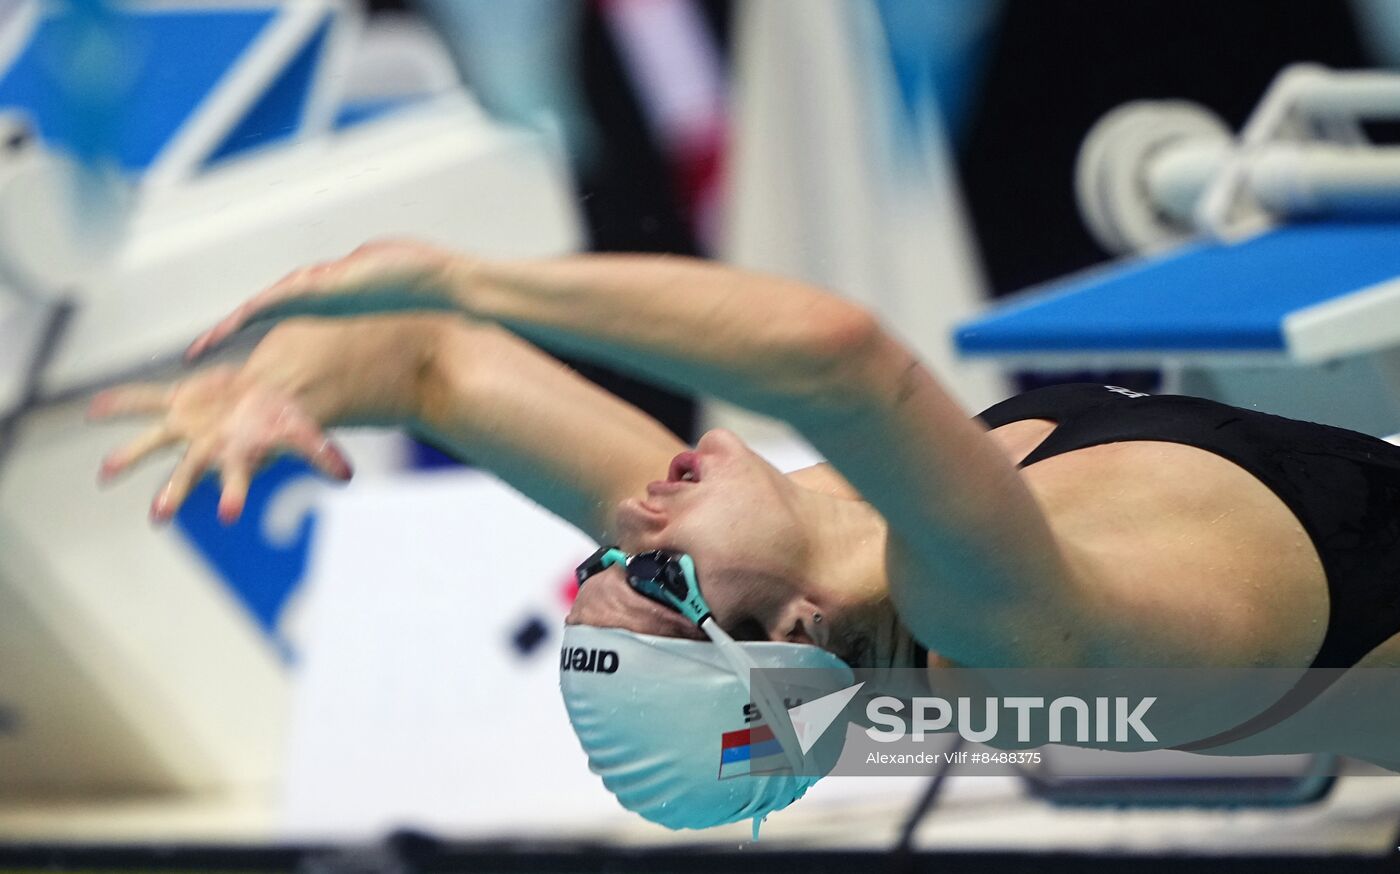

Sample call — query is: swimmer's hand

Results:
[186,240,466,361]
[89,339,356,526]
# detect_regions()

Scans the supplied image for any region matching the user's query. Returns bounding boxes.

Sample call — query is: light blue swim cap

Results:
[559,623,854,830]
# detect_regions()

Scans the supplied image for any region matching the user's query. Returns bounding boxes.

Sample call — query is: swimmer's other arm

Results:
[415,318,687,540]
[93,315,685,540]
[191,246,1099,665]
[459,256,1095,665]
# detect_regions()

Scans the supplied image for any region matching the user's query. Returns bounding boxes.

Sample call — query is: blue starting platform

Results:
[954,222,1400,368]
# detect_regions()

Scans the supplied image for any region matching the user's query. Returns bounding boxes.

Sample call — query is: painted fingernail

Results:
[150,491,172,523]
[330,449,352,478]
[316,442,351,479]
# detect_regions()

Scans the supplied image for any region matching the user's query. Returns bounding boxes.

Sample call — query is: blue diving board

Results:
[955,222,1400,365]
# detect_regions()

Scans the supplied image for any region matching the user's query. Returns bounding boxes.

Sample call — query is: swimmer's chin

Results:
[614,496,667,534]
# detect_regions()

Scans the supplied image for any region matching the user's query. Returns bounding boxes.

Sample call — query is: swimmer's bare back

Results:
[770,414,1332,671]
[994,417,1400,762]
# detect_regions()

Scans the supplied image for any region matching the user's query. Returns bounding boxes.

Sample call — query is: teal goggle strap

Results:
[575,546,714,627]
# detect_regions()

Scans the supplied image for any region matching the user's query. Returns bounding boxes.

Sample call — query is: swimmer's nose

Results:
[696,428,742,456]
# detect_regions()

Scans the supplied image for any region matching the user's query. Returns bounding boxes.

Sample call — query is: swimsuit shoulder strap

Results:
[977,383,1152,468]
[977,383,1141,429]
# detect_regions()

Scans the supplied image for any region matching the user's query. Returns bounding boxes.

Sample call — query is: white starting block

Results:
[0,0,581,817]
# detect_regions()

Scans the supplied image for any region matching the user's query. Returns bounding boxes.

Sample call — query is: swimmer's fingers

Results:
[214,423,351,526]
[99,424,179,484]
[216,461,252,526]
[87,383,173,421]
[150,441,218,525]
[276,418,353,482]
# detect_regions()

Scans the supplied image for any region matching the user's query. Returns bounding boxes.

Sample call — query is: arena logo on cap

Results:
[559,645,619,674]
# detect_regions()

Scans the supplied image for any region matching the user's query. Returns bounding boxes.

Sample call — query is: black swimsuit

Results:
[976,383,1400,749]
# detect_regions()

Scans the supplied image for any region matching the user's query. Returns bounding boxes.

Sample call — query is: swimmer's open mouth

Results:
[667,451,701,484]
[644,451,701,501]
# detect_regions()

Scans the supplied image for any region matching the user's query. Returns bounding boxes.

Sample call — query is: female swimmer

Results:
[90,241,1400,767]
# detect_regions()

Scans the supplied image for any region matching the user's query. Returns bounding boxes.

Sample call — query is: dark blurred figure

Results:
[368,0,732,451]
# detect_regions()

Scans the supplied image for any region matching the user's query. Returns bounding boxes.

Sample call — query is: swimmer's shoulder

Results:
[787,463,864,500]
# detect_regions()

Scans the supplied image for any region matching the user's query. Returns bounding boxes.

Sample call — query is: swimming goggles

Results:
[574,545,814,781]
[576,546,713,627]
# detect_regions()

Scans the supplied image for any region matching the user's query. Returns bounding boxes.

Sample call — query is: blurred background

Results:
[1,0,1400,869]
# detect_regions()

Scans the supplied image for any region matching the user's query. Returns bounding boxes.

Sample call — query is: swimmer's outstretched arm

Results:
[92,314,685,539]
[189,243,1095,666]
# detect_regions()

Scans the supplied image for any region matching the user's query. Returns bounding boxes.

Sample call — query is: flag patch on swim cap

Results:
[718,724,787,779]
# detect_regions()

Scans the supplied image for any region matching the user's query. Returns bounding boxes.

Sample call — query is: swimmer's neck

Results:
[793,486,884,583]
[786,485,919,668]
